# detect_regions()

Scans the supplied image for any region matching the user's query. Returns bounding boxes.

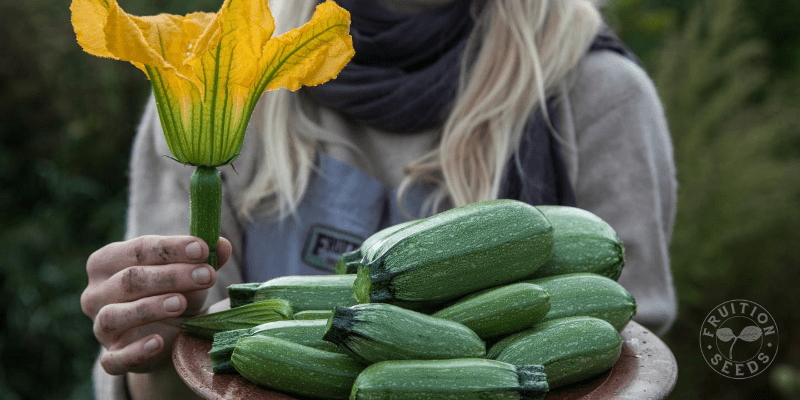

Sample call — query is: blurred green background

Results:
[1,0,798,399]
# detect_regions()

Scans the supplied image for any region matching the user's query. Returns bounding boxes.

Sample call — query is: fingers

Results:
[100,335,165,375]
[93,294,187,346]
[87,235,208,279]
[83,263,215,318]
[84,235,235,376]
[82,235,233,321]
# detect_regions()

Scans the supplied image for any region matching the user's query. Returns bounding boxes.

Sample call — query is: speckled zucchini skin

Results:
[531,206,625,280]
[231,335,364,399]
[431,282,551,340]
[488,316,622,389]
[190,166,221,269]
[353,199,554,309]
[335,220,418,275]
[227,274,357,310]
[322,303,486,364]
[524,272,636,331]
[350,359,548,400]
[210,319,341,374]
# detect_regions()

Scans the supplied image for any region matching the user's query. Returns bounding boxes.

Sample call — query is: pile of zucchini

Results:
[181,199,636,399]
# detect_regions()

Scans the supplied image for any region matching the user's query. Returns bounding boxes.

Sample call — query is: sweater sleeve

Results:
[91,96,246,399]
[563,51,678,335]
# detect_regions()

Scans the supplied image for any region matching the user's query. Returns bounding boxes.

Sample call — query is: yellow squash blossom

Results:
[71,0,354,268]
[71,0,354,167]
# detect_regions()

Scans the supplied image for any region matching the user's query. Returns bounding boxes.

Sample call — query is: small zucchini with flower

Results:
[71,0,355,268]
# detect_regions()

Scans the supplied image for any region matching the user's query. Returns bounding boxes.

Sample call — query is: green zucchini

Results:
[431,282,551,339]
[354,199,553,309]
[334,220,418,275]
[190,166,221,269]
[488,316,622,389]
[532,206,625,280]
[231,335,364,399]
[209,319,341,374]
[351,359,548,400]
[227,274,357,310]
[524,272,636,331]
[294,309,334,320]
[180,299,292,339]
[322,303,486,364]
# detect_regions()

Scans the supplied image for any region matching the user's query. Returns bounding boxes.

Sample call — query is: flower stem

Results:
[190,166,221,269]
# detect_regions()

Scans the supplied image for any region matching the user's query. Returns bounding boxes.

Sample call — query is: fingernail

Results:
[191,266,212,285]
[144,338,160,353]
[185,241,202,259]
[163,296,181,312]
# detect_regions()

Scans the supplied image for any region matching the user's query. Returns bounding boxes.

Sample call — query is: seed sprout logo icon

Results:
[716,326,763,360]
[700,300,778,379]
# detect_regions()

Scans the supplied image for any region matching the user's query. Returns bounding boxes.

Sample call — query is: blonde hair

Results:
[240,0,601,220]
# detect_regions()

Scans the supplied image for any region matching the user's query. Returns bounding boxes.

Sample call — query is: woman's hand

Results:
[81,235,232,375]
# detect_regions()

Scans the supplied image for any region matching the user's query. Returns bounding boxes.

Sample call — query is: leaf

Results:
[716,327,735,342]
[737,325,763,342]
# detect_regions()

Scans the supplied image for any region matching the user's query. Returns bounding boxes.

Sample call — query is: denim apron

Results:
[243,153,434,283]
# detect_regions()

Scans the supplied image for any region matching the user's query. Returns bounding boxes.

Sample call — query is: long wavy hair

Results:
[239,0,602,220]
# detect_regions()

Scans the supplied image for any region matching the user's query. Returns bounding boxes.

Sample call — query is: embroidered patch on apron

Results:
[302,225,363,271]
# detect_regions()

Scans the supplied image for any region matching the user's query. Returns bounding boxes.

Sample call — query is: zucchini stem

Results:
[190,166,221,269]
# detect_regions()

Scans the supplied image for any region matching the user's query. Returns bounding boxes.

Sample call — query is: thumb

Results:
[214,237,233,270]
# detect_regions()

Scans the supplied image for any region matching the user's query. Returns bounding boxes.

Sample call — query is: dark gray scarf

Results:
[305,0,473,133]
[305,0,639,206]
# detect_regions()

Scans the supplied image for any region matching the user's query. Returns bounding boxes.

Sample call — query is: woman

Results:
[82,0,678,398]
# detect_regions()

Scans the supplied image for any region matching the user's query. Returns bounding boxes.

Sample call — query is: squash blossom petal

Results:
[71,0,354,167]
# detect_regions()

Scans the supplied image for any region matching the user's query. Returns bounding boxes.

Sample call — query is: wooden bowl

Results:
[174,318,677,399]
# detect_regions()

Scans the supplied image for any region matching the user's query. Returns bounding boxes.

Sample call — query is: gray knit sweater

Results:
[93,50,678,399]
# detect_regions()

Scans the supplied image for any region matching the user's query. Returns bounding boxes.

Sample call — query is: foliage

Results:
[610,0,800,398]
[740,0,800,78]
[606,0,800,78]
[601,0,681,66]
